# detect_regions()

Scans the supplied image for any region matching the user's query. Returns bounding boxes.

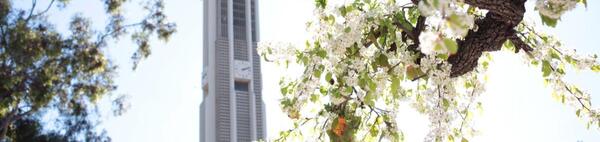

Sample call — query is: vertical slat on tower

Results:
[215,38,231,142]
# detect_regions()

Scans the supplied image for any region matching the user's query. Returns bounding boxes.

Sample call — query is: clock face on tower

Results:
[234,60,252,80]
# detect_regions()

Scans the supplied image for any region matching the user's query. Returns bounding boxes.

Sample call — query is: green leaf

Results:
[572,86,584,95]
[325,72,333,82]
[467,6,476,15]
[591,65,600,72]
[462,138,469,142]
[437,54,449,60]
[377,33,387,47]
[369,123,379,137]
[406,66,424,80]
[267,47,273,54]
[549,49,561,60]
[280,86,288,95]
[531,60,539,66]
[503,40,515,51]
[542,60,552,77]
[395,11,413,33]
[313,65,325,78]
[320,86,328,94]
[564,55,577,66]
[476,102,483,113]
[281,98,294,107]
[339,6,348,17]
[579,0,588,7]
[345,87,353,94]
[443,38,458,54]
[576,109,582,117]
[310,94,319,102]
[442,98,450,111]
[315,0,327,9]
[364,93,375,106]
[408,7,419,24]
[432,0,440,7]
[482,61,489,69]
[464,81,473,88]
[344,27,351,33]
[391,76,400,95]
[447,13,463,27]
[539,13,558,27]
[338,5,355,17]
[375,54,390,67]
[316,49,327,58]
[368,79,377,92]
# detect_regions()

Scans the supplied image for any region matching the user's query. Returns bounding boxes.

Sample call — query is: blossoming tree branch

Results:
[259,0,599,141]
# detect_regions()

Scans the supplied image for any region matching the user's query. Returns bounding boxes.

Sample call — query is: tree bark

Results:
[448,0,528,77]
[0,108,33,140]
[0,108,17,140]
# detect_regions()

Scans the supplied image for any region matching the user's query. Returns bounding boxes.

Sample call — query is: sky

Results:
[11,0,600,141]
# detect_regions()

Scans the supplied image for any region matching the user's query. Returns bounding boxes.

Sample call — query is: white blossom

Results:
[418,0,451,17]
[419,31,442,55]
[443,13,475,38]
[536,0,578,19]
[260,0,599,141]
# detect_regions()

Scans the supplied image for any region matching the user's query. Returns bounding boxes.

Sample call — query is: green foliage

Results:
[394,11,414,33]
[406,65,425,80]
[539,13,558,28]
[541,60,552,77]
[579,0,588,7]
[390,76,400,95]
[327,115,360,142]
[0,0,175,141]
[339,5,355,17]
[591,65,600,72]
[375,53,390,67]
[263,0,600,141]
[315,0,327,9]
[444,38,458,54]
[8,118,68,142]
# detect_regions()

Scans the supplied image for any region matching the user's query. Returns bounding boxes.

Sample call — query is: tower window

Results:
[234,81,249,92]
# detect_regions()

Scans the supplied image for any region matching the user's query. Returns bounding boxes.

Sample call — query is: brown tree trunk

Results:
[448,0,528,77]
[0,109,17,140]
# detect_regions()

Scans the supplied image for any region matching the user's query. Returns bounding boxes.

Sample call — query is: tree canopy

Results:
[0,0,175,141]
[260,0,599,141]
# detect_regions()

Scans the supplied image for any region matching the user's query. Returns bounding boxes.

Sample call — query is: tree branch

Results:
[24,0,38,23]
[463,0,526,23]
[0,107,18,140]
[448,0,527,77]
[31,0,56,18]
[274,118,313,141]
[413,16,426,43]
[508,31,533,53]
[564,84,592,112]
[94,22,144,47]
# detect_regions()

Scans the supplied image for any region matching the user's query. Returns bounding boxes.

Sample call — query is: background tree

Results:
[260,0,600,141]
[0,0,175,141]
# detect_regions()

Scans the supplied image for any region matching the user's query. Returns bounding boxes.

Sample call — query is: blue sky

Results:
[12,0,600,141]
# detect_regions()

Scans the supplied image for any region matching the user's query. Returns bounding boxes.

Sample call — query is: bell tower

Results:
[200,0,265,141]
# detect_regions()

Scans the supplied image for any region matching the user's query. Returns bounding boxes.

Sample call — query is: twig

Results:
[95,22,144,47]
[458,84,477,132]
[564,85,592,112]
[31,0,56,18]
[274,118,313,141]
[317,118,329,140]
[24,0,38,23]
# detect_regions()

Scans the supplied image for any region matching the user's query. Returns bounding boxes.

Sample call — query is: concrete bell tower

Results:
[200,0,265,141]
